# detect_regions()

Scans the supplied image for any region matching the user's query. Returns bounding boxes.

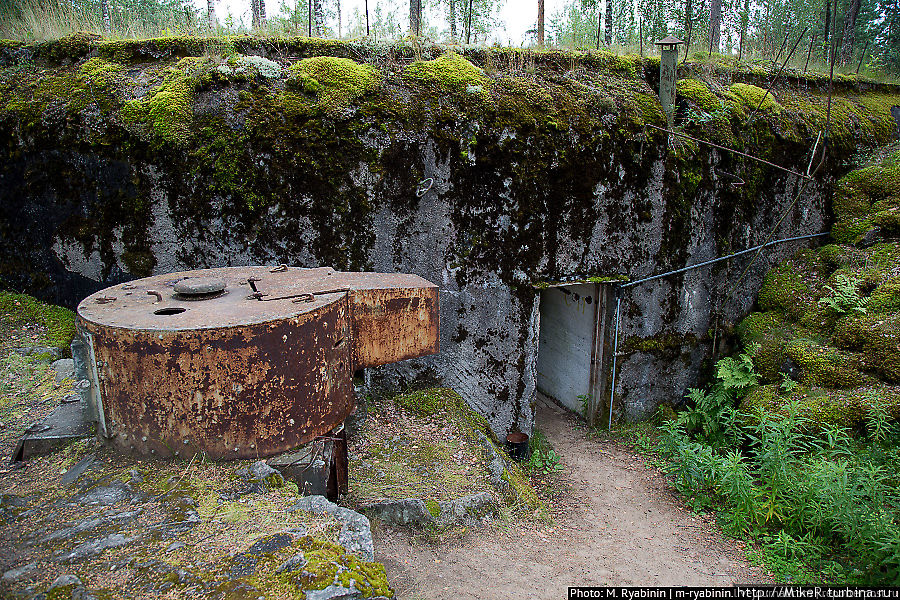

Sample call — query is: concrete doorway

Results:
[536,283,616,425]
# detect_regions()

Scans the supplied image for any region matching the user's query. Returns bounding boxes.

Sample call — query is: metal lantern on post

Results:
[655,35,685,126]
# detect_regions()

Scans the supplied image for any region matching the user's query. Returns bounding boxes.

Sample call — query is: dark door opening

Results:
[536,283,616,425]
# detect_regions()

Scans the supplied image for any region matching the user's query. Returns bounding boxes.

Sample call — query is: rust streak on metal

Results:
[76,266,439,460]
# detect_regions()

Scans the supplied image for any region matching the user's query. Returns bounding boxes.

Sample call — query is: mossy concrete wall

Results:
[1,34,899,435]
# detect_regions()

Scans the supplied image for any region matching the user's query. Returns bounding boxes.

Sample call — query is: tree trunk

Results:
[466,0,473,44]
[450,0,457,42]
[313,0,324,35]
[738,0,749,59]
[101,0,110,32]
[684,0,692,39]
[605,0,612,45]
[537,0,544,46]
[410,0,421,35]
[259,0,267,27]
[251,0,258,28]
[823,0,832,61]
[709,0,721,53]
[207,0,215,29]
[840,0,861,65]
[336,0,341,37]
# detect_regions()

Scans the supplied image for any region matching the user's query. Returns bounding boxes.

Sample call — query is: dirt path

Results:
[374,397,771,598]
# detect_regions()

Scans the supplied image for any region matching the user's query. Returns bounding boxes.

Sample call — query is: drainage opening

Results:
[154,307,187,316]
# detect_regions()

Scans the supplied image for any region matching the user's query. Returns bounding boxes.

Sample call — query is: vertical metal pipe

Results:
[659,44,678,126]
[608,294,621,431]
[587,284,601,426]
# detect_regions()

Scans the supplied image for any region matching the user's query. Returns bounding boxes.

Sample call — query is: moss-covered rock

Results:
[122,57,209,146]
[742,384,863,431]
[738,146,900,433]
[727,83,783,114]
[833,313,900,383]
[868,280,900,314]
[832,146,900,244]
[404,52,487,91]
[286,56,379,114]
[676,78,721,112]
[782,338,869,388]
[757,259,820,321]
[737,311,799,382]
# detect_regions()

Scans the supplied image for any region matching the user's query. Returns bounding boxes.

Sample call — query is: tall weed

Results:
[657,349,900,584]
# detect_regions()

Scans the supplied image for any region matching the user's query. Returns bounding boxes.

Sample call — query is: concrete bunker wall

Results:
[2,38,898,437]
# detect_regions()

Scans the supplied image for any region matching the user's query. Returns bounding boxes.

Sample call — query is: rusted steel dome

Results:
[76,266,438,459]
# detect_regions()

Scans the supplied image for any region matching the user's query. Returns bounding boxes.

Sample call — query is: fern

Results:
[818,274,868,315]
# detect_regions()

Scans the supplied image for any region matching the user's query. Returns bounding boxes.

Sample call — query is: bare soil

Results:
[375,397,773,598]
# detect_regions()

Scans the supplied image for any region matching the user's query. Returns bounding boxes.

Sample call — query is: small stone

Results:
[237,461,284,488]
[74,482,131,506]
[305,585,365,600]
[2,562,38,582]
[128,469,143,485]
[166,541,185,552]
[60,455,97,487]
[246,533,292,556]
[56,533,136,563]
[51,358,75,384]
[49,574,82,590]
[276,552,307,573]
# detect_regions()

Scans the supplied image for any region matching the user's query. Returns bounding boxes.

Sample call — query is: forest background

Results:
[0,0,897,77]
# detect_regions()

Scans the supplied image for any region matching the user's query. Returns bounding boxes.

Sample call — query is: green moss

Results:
[0,292,76,352]
[500,459,546,517]
[424,499,441,518]
[78,57,125,90]
[351,387,503,508]
[45,583,78,600]
[623,332,700,356]
[727,83,783,114]
[676,78,720,112]
[743,382,900,432]
[392,387,490,434]
[290,537,392,597]
[832,147,900,244]
[286,56,378,114]
[868,280,900,313]
[757,261,818,321]
[737,311,801,382]
[585,275,629,284]
[834,314,900,383]
[97,36,208,63]
[404,52,487,91]
[742,384,859,431]
[783,338,869,388]
[40,31,99,62]
[122,57,209,146]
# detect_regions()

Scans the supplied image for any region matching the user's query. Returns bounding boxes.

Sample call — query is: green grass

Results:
[0,291,76,352]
